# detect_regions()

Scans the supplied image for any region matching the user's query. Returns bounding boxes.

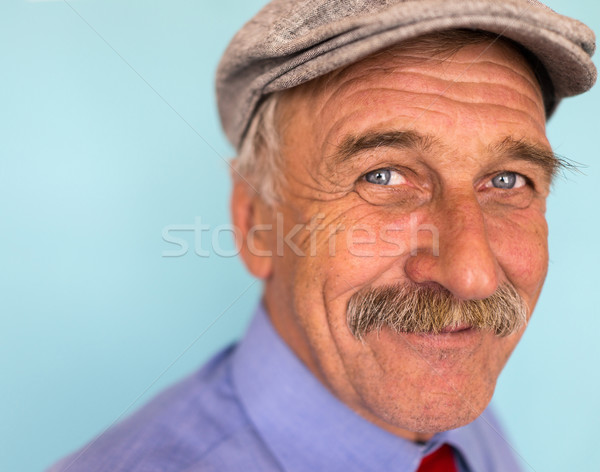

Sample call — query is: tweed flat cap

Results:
[217,0,596,150]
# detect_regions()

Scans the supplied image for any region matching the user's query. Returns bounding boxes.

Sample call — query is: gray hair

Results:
[232,93,283,205]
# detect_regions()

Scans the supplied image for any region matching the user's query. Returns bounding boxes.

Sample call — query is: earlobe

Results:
[231,180,274,279]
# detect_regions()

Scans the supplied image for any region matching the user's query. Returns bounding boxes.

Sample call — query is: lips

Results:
[439,324,473,334]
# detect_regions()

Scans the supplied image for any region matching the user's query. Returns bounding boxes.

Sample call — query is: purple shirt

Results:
[48,304,523,471]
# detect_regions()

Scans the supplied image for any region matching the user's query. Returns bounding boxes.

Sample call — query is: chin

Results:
[353,367,498,437]
[367,392,494,437]
[347,327,513,436]
[398,394,491,434]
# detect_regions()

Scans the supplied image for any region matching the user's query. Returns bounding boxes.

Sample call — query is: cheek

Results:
[487,209,549,301]
[311,204,416,297]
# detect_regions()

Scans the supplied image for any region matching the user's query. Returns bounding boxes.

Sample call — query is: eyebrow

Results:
[489,137,564,180]
[330,130,567,181]
[330,130,437,166]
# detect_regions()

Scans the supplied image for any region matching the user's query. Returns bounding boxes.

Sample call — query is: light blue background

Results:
[1,1,598,471]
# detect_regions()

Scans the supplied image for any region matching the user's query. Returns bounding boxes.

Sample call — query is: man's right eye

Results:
[364,168,406,186]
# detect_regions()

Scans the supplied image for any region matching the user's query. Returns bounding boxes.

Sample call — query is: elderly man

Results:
[49,0,596,471]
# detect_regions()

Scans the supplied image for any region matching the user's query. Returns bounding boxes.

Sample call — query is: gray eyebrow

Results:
[489,137,564,180]
[329,131,567,182]
[329,130,438,166]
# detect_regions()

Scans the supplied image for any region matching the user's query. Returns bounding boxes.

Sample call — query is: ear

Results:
[231,179,274,279]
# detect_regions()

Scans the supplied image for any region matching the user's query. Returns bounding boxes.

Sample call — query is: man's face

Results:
[246,40,552,439]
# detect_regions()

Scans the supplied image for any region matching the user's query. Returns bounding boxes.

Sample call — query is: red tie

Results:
[416,444,457,472]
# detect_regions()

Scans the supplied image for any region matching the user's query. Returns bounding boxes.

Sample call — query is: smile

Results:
[395,326,484,352]
[439,324,473,334]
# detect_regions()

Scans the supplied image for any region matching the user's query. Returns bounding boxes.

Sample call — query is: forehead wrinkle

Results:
[398,89,545,134]
[429,69,541,111]
[313,74,543,142]
[445,60,544,112]
[320,88,546,145]
[334,78,543,122]
[315,72,392,119]
[352,68,543,116]
[428,85,544,121]
[332,42,536,87]
[299,37,544,124]
[317,50,542,105]
[310,58,415,99]
[419,58,542,94]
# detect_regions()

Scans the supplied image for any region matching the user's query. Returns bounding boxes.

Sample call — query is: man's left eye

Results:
[487,172,527,190]
[364,168,406,186]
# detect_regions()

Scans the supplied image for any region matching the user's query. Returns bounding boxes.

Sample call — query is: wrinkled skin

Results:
[232,40,552,441]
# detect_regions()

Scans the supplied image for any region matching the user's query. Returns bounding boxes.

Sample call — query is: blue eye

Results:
[364,169,406,186]
[490,172,526,189]
[365,169,391,185]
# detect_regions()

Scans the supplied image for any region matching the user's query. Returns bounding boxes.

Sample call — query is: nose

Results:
[404,191,499,300]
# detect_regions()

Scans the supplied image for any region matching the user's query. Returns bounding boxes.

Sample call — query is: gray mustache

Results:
[347,283,528,340]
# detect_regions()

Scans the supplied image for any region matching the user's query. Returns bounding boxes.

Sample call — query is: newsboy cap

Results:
[216,0,596,150]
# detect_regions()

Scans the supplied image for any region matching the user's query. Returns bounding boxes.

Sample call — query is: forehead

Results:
[292,34,544,97]
[278,39,547,159]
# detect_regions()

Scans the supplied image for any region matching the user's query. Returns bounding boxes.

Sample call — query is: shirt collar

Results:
[231,304,520,472]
